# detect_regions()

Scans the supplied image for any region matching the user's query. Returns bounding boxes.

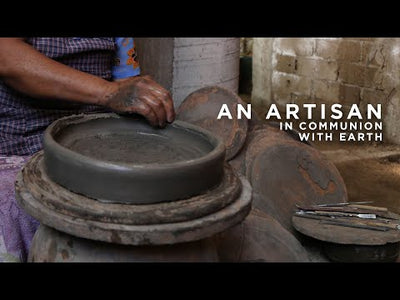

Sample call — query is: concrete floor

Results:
[317,142,400,214]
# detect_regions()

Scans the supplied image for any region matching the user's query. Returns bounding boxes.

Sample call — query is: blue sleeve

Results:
[112,37,141,80]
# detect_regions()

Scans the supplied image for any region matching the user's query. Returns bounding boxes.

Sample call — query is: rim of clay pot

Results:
[43,113,226,204]
[44,113,225,170]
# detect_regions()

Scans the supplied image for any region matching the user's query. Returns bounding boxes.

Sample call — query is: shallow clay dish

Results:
[43,113,226,204]
[177,86,248,161]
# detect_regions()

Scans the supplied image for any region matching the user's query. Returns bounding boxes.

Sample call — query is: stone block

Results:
[315,38,340,60]
[313,80,340,103]
[275,54,297,74]
[339,84,361,105]
[361,42,386,67]
[272,71,312,94]
[337,40,361,62]
[361,88,387,106]
[316,39,361,62]
[338,63,365,86]
[316,60,339,81]
[365,66,380,88]
[296,57,318,77]
[274,38,314,56]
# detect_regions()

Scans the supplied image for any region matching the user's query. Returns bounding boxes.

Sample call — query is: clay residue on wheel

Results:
[65,132,206,164]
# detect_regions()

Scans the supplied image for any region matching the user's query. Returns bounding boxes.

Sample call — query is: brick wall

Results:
[252,38,400,143]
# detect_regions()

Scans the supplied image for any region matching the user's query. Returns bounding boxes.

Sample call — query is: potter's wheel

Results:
[43,113,226,204]
[16,113,252,246]
[15,152,252,245]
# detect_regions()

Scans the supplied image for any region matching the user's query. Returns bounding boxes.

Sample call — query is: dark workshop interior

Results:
[3,37,400,263]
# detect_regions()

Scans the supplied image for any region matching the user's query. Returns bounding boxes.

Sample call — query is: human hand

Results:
[104,75,175,128]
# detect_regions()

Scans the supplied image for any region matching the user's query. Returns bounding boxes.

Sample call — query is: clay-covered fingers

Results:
[152,87,175,123]
[132,101,159,127]
[134,79,171,127]
[140,94,168,127]
[105,75,175,128]
[138,77,175,123]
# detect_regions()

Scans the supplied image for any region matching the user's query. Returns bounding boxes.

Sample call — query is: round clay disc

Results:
[177,86,249,160]
[248,129,348,234]
[292,213,400,246]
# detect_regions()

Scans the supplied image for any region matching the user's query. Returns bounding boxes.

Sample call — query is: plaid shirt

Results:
[0,38,118,156]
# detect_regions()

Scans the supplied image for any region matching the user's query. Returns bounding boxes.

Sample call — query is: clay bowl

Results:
[43,113,226,204]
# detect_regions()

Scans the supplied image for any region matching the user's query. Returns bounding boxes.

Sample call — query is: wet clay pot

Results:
[214,208,310,262]
[29,225,219,262]
[43,113,226,204]
[177,86,249,161]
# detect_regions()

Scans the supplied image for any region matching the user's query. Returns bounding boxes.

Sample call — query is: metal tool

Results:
[295,204,396,220]
[315,201,373,207]
[319,220,389,232]
[297,210,377,219]
[348,204,388,212]
[294,212,390,232]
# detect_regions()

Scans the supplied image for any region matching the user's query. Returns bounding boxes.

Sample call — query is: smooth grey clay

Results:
[59,118,213,164]
[43,113,226,204]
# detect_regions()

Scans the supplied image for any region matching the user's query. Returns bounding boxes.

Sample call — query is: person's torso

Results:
[0,37,116,155]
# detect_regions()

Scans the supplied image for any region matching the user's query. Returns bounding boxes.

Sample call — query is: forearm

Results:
[0,38,115,106]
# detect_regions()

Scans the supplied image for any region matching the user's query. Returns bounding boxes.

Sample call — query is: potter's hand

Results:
[105,75,175,128]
